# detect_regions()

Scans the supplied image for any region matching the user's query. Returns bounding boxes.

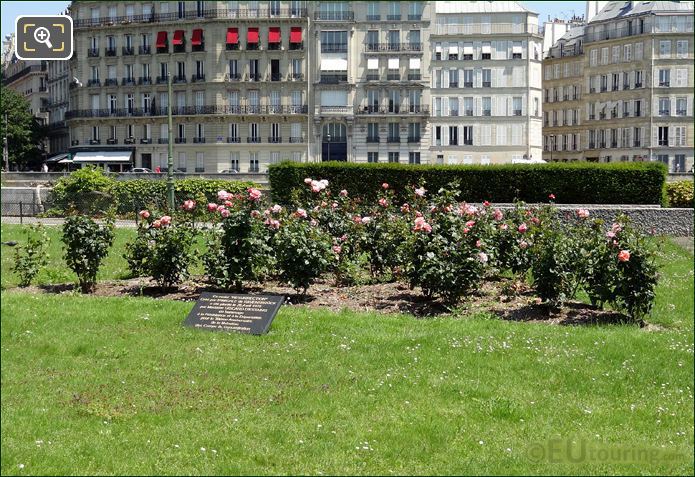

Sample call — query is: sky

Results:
[1,0,588,43]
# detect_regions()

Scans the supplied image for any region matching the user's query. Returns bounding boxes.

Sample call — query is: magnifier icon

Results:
[33,27,53,49]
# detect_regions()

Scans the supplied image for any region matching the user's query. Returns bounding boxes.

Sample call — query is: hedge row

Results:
[49,167,254,215]
[269,162,667,205]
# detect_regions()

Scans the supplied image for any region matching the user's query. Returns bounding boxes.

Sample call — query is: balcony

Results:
[366,136,379,143]
[105,48,117,57]
[87,79,101,87]
[139,45,151,54]
[87,48,99,57]
[191,74,206,82]
[408,14,423,21]
[289,137,304,143]
[320,106,351,114]
[226,43,240,50]
[122,77,136,86]
[659,81,670,87]
[482,81,491,88]
[513,110,522,116]
[138,76,152,85]
[660,109,670,116]
[407,136,421,143]
[268,137,282,143]
[465,110,473,116]
[658,140,669,146]
[387,72,400,81]
[157,46,169,54]
[249,74,261,82]
[450,109,459,117]
[633,140,641,147]
[158,138,169,144]
[449,81,459,88]
[227,137,241,143]
[590,87,596,93]
[408,73,421,81]
[320,73,348,84]
[124,137,135,144]
[89,139,101,145]
[387,136,400,143]
[366,73,380,81]
[104,78,118,86]
[589,142,596,149]
[290,73,304,81]
[462,54,473,60]
[635,82,643,88]
[677,109,687,116]
[463,82,473,88]
[140,138,152,144]
[289,42,304,51]
[314,11,354,21]
[367,14,380,20]
[623,83,630,90]
[601,86,607,92]
[156,76,168,84]
[267,42,281,51]
[247,137,261,143]
[193,137,206,143]
[321,43,348,53]
[364,42,422,52]
[121,46,134,56]
[387,14,401,21]
[246,42,259,50]
[173,75,187,83]
[107,138,118,145]
[611,142,618,148]
[175,138,186,144]
[271,73,282,82]
[192,43,205,52]
[482,110,491,116]
[65,105,309,120]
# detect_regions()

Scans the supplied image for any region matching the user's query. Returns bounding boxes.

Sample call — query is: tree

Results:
[0,87,47,170]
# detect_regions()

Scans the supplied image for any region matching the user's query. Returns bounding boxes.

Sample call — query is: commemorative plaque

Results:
[184,292,284,335]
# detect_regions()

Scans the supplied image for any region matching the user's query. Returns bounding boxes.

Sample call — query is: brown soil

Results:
[16,275,647,327]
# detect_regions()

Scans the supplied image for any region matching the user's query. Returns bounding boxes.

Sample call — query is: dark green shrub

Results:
[61,215,114,293]
[269,161,667,206]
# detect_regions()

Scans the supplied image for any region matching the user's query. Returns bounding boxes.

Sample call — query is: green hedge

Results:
[269,162,667,205]
[49,167,254,215]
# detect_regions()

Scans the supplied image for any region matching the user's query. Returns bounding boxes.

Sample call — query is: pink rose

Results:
[518,223,528,233]
[548,193,556,200]
[182,199,196,211]
[152,219,162,228]
[463,204,478,216]
[339,189,348,197]
[606,231,616,239]
[415,211,423,218]
[414,187,426,197]
[310,219,318,227]
[248,188,262,201]
[531,217,540,225]
[476,239,482,248]
[611,223,623,233]
[217,190,230,201]
[304,177,313,184]
[414,217,432,233]
[500,224,508,231]
[353,215,362,224]
[295,208,308,218]
[361,216,372,224]
[618,250,631,262]
[265,219,280,229]
[493,208,504,221]
[332,202,339,209]
[519,240,529,249]
[311,185,321,193]
[483,200,490,207]
[220,208,230,218]
[160,215,171,226]
[250,210,261,218]
[478,252,488,264]
[207,203,218,212]
[378,198,388,208]
[401,203,411,213]
[332,245,342,255]
[382,183,389,190]
[216,205,226,213]
[576,208,590,219]
[339,234,348,242]
[271,204,282,214]
[224,200,233,207]
[138,210,150,219]
[463,227,470,234]
[465,220,476,227]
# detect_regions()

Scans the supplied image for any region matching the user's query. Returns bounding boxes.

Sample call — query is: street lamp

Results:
[326,133,332,161]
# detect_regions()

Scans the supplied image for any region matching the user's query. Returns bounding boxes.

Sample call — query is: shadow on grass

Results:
[494,301,644,327]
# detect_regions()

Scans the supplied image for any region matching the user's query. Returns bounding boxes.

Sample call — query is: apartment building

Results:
[1,37,49,128]
[64,1,543,170]
[428,2,543,165]
[45,60,71,158]
[542,0,694,173]
[68,1,310,172]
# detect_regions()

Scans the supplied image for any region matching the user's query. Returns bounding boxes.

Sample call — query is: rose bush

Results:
[12,224,50,287]
[62,215,114,293]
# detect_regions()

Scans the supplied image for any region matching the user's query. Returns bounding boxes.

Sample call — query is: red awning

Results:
[268,27,281,44]
[156,31,167,48]
[247,27,259,43]
[226,28,239,44]
[173,30,184,45]
[191,29,203,45]
[290,27,302,43]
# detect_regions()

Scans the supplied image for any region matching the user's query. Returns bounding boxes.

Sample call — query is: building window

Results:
[449,126,458,145]
[388,152,399,163]
[676,40,688,58]
[249,152,259,172]
[230,152,240,172]
[368,152,379,163]
[659,40,671,58]
[658,126,669,146]
[659,69,670,87]
[462,126,473,145]
[408,152,420,165]
[178,152,187,171]
[320,31,348,53]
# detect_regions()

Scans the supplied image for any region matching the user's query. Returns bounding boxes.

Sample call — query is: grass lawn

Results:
[1,225,693,475]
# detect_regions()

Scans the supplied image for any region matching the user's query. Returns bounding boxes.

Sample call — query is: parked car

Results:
[159,167,186,173]
[219,169,239,174]
[130,168,153,173]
